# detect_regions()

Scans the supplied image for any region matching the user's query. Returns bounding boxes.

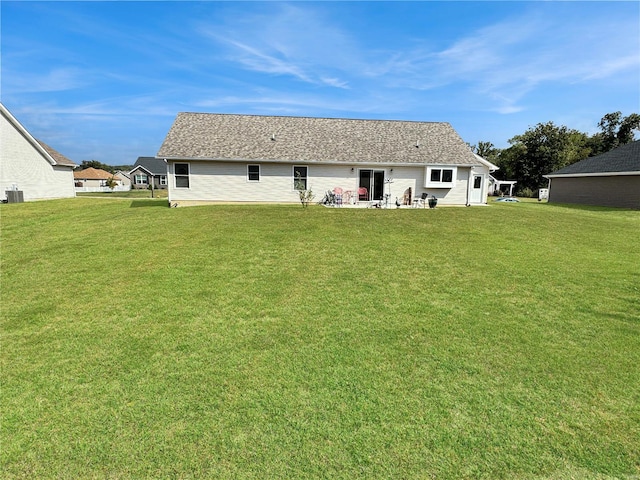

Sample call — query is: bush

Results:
[517,187,536,198]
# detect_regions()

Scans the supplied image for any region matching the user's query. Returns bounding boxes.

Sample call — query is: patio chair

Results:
[413,192,428,208]
[333,187,343,207]
[358,187,368,202]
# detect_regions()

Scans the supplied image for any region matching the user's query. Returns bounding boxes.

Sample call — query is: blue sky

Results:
[2,1,639,165]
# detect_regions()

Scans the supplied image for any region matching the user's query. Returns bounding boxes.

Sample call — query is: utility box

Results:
[538,188,549,201]
[6,190,24,203]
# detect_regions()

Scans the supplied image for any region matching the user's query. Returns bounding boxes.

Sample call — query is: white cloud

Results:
[196,4,355,89]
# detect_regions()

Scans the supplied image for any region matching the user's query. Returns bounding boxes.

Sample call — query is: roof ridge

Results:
[176,111,449,125]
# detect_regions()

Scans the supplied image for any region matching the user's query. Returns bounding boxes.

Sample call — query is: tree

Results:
[294,174,314,208]
[80,160,115,173]
[105,176,118,191]
[500,122,589,194]
[472,141,501,163]
[588,112,640,155]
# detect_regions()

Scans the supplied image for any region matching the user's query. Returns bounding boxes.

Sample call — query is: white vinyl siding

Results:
[167,161,474,206]
[1,112,75,201]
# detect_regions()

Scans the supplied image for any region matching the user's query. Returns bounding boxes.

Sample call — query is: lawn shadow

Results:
[129,200,167,208]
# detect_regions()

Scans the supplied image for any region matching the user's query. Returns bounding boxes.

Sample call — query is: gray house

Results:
[129,157,168,190]
[545,141,640,209]
[157,113,491,207]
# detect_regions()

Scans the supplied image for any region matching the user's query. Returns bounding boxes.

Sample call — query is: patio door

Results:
[359,169,385,201]
[471,174,483,203]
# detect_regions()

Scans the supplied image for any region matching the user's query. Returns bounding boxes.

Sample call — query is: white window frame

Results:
[134,174,148,185]
[174,163,190,189]
[160,175,167,186]
[293,165,308,190]
[247,164,260,182]
[426,166,457,188]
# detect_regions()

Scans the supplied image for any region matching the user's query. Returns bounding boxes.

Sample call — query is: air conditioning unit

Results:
[6,190,24,203]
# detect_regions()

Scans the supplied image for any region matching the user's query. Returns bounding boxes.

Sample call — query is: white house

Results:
[1,103,76,201]
[157,113,492,207]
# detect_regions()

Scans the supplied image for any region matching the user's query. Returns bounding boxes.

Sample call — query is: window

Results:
[160,175,167,186]
[248,165,260,182]
[134,174,148,185]
[293,166,308,190]
[473,176,482,189]
[426,167,456,187]
[175,163,190,188]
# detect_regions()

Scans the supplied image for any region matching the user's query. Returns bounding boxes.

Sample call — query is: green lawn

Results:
[76,189,168,199]
[1,199,638,479]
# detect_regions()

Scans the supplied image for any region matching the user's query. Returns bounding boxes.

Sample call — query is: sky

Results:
[2,1,639,166]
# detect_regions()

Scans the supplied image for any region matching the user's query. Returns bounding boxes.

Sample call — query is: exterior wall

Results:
[1,113,75,201]
[469,164,491,204]
[548,176,640,209]
[75,178,105,188]
[166,160,477,206]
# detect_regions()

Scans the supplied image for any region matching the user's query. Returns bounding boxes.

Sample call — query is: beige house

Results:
[74,167,128,192]
[157,113,492,208]
[1,103,76,201]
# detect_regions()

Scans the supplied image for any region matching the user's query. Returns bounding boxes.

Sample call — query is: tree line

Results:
[473,111,640,196]
[77,160,133,174]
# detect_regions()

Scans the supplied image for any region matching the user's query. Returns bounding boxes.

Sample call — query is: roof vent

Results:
[415,140,420,148]
[271,133,276,141]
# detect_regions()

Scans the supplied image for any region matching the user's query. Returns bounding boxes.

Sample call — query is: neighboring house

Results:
[545,140,640,209]
[129,157,168,190]
[74,167,128,192]
[1,102,76,201]
[488,176,517,197]
[114,170,131,189]
[157,113,492,207]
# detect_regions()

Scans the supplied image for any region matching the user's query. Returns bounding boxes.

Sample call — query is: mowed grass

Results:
[1,199,638,479]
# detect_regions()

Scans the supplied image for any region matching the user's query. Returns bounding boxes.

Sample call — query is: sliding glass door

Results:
[359,169,385,201]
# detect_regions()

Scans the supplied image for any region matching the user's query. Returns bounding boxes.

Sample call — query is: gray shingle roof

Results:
[37,140,76,167]
[157,113,479,166]
[132,156,167,175]
[547,140,640,176]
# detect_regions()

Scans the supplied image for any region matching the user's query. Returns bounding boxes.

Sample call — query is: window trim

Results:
[174,163,190,189]
[160,175,167,186]
[293,165,308,190]
[426,166,457,188]
[247,164,260,182]
[134,173,148,185]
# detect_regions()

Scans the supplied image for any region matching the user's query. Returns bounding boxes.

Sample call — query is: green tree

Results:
[588,112,640,155]
[80,160,115,173]
[472,141,501,163]
[500,122,588,194]
[105,176,118,191]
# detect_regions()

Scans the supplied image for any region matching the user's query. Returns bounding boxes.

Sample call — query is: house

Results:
[1,102,76,201]
[488,176,517,197]
[129,157,168,190]
[545,140,640,209]
[472,154,517,197]
[114,170,131,189]
[74,167,128,192]
[157,113,492,207]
